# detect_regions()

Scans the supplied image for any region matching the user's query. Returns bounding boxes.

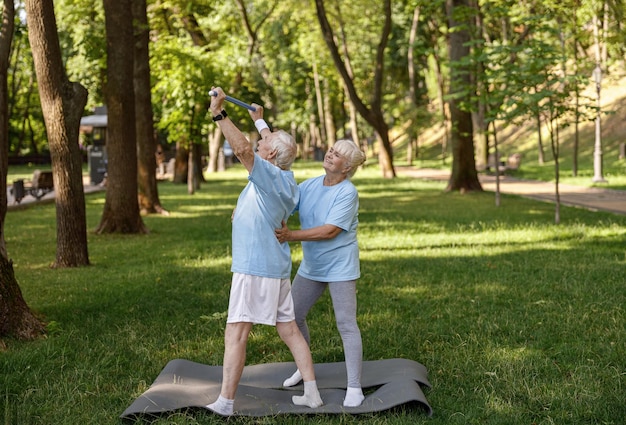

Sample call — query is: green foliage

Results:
[55,0,107,109]
[7,0,626,179]
[2,163,626,424]
[151,37,216,146]
[7,6,47,157]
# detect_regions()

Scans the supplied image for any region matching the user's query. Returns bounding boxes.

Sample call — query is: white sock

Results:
[283,369,302,387]
[343,386,365,407]
[205,395,234,416]
[292,380,323,408]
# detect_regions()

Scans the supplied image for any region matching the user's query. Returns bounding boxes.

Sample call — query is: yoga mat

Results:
[120,358,432,419]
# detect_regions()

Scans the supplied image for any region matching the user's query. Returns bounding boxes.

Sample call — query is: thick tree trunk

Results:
[0,0,13,259]
[132,0,167,216]
[0,256,45,340]
[0,0,44,340]
[97,0,147,234]
[25,0,90,266]
[445,0,482,192]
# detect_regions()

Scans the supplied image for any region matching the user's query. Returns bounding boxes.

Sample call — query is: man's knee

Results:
[225,322,252,344]
[276,321,298,340]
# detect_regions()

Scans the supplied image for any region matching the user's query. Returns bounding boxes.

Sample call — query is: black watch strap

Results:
[212,109,228,122]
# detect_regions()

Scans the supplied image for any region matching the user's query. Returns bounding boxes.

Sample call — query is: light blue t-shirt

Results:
[231,154,299,279]
[296,175,360,281]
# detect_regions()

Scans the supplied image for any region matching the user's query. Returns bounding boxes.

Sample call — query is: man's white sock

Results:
[205,395,234,416]
[292,380,323,408]
[283,369,302,387]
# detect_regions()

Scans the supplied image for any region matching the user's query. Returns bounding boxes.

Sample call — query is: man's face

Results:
[257,132,277,161]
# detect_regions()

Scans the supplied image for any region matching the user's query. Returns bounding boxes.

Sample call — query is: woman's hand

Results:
[275,220,291,243]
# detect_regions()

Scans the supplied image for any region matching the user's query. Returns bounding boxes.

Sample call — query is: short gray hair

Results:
[333,139,366,178]
[270,130,297,170]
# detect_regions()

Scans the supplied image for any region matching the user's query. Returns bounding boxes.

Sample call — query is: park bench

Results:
[10,170,54,204]
[487,153,522,175]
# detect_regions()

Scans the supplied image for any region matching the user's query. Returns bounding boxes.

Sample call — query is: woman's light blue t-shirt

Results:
[296,175,360,281]
[231,154,299,279]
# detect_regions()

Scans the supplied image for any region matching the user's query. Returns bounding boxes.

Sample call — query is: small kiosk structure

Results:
[80,106,108,185]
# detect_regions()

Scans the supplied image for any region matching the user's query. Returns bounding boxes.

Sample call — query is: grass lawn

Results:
[2,163,625,425]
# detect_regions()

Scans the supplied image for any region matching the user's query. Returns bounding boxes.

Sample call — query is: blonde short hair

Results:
[333,139,366,178]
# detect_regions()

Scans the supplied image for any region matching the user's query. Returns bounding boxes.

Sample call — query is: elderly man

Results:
[205,87,322,416]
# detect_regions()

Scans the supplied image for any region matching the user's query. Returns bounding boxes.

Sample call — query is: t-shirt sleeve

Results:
[326,186,358,231]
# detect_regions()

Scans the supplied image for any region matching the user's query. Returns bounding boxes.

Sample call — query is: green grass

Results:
[2,163,626,424]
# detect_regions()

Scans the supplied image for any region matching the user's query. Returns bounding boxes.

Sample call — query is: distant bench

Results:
[10,170,54,204]
[486,153,522,175]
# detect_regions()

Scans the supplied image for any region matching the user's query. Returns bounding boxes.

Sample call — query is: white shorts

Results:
[227,273,295,325]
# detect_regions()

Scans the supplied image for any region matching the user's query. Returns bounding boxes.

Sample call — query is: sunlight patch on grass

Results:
[175,256,232,269]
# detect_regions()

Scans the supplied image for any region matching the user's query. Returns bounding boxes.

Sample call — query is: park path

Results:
[6,167,626,216]
[396,166,626,216]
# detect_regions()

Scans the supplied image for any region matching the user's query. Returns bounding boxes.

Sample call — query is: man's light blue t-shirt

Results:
[231,154,299,279]
[296,175,360,281]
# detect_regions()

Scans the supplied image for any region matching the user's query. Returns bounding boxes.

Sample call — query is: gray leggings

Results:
[291,274,362,388]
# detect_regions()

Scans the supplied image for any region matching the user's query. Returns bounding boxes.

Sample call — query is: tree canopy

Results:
[5,0,624,180]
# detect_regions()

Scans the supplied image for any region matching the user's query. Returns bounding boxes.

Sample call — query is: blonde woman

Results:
[275,139,367,407]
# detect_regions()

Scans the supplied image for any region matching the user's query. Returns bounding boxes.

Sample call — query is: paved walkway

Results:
[396,166,626,216]
[7,168,626,216]
[6,175,105,211]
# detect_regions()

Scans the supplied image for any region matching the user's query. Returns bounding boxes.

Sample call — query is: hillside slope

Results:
[398,73,626,177]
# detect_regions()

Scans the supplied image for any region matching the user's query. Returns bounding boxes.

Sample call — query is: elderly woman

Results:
[275,139,367,407]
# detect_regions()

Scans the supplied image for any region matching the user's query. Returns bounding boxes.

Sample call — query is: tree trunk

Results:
[97,0,147,234]
[315,0,395,178]
[206,127,222,173]
[25,0,90,267]
[187,143,201,194]
[407,4,421,167]
[172,142,188,183]
[445,0,482,192]
[0,256,45,340]
[0,0,13,259]
[535,109,545,165]
[132,0,167,216]
[431,40,449,161]
[323,78,336,147]
[0,0,45,340]
[312,60,326,144]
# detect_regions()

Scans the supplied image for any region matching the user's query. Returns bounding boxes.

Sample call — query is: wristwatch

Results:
[212,109,228,122]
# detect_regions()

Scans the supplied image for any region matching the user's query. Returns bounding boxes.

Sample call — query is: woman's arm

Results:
[275,221,342,243]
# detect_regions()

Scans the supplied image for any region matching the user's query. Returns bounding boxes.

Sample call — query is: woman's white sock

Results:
[343,386,365,407]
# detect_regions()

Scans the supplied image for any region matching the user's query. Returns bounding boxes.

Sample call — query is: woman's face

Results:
[323,146,350,175]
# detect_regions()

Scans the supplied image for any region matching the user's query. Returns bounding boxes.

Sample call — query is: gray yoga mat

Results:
[120,358,432,419]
